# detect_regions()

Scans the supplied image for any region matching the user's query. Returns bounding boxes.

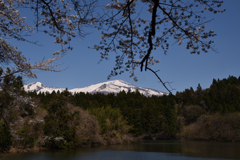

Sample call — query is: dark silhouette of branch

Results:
[146,67,172,95]
[91,0,225,93]
[140,0,159,72]
[40,0,62,31]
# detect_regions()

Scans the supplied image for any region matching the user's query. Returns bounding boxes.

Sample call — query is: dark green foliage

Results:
[0,69,25,125]
[0,121,12,152]
[20,103,34,118]
[203,76,240,113]
[197,83,202,92]
[162,105,178,138]
[0,68,24,94]
[3,68,240,149]
[89,105,128,136]
[176,75,240,115]
[182,105,204,125]
[17,125,35,148]
[0,91,14,124]
[24,75,240,143]
[43,97,80,148]
[70,90,180,138]
[61,88,71,98]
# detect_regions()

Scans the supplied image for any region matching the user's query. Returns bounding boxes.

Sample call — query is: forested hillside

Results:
[1,75,240,153]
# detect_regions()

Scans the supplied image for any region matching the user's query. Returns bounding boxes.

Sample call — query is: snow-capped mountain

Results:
[24,80,166,97]
[24,82,65,93]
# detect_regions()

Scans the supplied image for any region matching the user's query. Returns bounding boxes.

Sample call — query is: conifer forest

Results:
[1,74,240,152]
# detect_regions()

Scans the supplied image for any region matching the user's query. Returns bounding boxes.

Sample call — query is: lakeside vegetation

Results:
[1,75,240,153]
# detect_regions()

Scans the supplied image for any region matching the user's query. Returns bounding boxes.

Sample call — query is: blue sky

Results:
[12,1,240,94]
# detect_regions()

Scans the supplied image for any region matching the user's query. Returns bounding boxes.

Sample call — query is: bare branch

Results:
[140,0,159,72]
[146,66,172,95]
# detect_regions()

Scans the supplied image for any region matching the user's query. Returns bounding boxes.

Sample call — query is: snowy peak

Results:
[24,80,166,97]
[24,82,64,93]
[24,82,46,92]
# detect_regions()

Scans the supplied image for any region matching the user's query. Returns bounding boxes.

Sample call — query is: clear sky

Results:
[11,0,240,94]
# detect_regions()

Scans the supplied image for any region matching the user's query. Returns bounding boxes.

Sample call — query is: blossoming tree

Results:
[93,0,225,93]
[0,0,225,93]
[0,0,97,81]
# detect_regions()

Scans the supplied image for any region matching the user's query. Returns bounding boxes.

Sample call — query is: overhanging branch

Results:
[140,0,159,71]
[146,67,172,95]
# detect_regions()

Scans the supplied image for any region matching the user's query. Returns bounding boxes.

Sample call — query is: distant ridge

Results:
[24,80,166,97]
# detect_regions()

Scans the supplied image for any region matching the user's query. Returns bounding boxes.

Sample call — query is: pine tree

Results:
[0,121,12,152]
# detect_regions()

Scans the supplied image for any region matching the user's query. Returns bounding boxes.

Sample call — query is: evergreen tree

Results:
[197,83,202,92]
[0,121,12,152]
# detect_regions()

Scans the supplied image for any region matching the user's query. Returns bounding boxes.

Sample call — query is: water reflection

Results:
[1,141,240,160]
[100,140,240,159]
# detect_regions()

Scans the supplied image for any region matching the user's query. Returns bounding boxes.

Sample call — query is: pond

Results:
[1,140,240,160]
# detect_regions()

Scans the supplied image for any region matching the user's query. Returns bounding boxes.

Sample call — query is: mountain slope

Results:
[24,80,166,96]
[24,82,65,93]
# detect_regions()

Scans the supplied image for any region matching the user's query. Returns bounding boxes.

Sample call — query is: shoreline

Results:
[3,135,239,155]
[6,147,48,154]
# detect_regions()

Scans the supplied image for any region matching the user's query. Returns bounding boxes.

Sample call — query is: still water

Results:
[1,140,240,160]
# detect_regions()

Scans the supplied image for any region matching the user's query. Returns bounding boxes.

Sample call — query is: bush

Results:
[181,113,240,141]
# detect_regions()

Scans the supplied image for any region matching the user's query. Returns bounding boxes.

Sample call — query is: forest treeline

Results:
[1,75,240,153]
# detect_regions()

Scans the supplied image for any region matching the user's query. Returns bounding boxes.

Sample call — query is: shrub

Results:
[181,113,240,141]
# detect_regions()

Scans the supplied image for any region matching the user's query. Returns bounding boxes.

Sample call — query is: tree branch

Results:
[140,0,159,72]
[146,67,172,95]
